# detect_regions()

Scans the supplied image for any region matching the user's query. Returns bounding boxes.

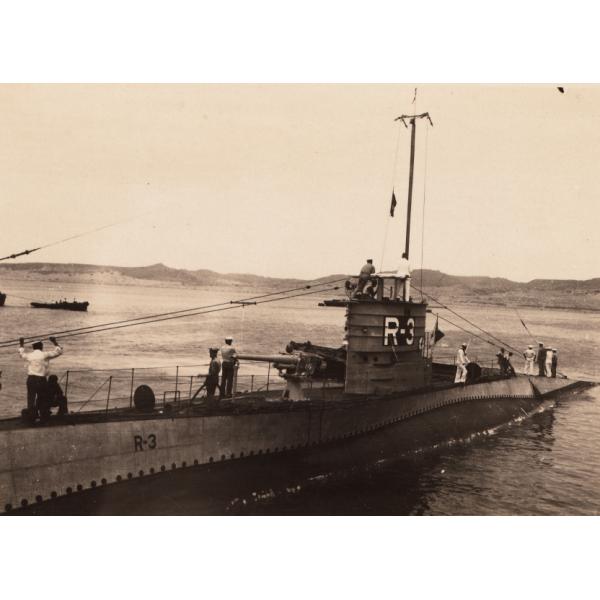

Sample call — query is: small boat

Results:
[0,292,5,307]
[0,109,594,515]
[30,300,89,312]
[318,298,349,307]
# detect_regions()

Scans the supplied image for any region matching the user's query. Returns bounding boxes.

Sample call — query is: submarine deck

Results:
[0,363,588,432]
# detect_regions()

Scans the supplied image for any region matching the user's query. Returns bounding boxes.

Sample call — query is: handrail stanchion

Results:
[189,376,194,401]
[106,376,113,415]
[174,366,179,403]
[266,362,271,393]
[251,374,254,393]
[64,370,69,401]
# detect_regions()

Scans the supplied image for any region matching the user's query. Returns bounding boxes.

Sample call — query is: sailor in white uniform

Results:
[396,252,411,302]
[454,343,469,384]
[220,336,238,397]
[18,336,63,422]
[523,344,536,375]
[377,253,411,301]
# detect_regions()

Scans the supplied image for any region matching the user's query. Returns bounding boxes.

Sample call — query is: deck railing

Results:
[55,363,288,413]
[0,350,519,418]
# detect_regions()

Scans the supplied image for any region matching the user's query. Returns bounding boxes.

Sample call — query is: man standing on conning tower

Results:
[397,252,411,301]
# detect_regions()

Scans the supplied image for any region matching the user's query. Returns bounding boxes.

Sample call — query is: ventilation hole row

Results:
[7,444,323,512]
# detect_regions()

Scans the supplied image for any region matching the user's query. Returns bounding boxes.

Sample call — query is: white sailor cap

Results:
[225,335,233,341]
[528,345,533,348]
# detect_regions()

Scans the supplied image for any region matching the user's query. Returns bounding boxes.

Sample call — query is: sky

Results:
[0,84,598,282]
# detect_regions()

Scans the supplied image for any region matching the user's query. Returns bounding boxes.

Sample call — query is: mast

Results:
[394,112,433,260]
[405,118,417,259]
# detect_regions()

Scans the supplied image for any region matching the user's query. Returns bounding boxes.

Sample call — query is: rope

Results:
[434,277,540,349]
[0,208,160,262]
[0,277,347,348]
[514,305,537,342]
[379,217,391,273]
[0,284,342,350]
[433,313,500,349]
[413,283,523,354]
[379,118,403,270]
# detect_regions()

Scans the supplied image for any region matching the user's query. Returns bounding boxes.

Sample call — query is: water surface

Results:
[1,279,598,515]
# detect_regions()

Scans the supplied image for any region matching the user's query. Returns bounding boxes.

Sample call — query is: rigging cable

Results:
[513,302,537,343]
[379,118,403,271]
[433,313,502,349]
[413,283,523,354]
[0,277,346,347]
[449,277,540,344]
[0,207,162,262]
[0,280,345,349]
[9,285,341,344]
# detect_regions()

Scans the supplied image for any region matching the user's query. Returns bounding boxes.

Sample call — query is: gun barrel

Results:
[237,353,300,365]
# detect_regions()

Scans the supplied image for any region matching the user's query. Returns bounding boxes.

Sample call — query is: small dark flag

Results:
[390,190,397,217]
[431,316,445,344]
[434,327,445,343]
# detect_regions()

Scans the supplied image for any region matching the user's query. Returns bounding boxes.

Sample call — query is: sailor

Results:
[545,346,554,377]
[454,343,469,384]
[18,336,63,424]
[194,348,221,406]
[496,351,505,375]
[220,336,238,398]
[206,348,221,401]
[496,348,508,375]
[506,352,516,377]
[44,374,68,418]
[354,259,376,298]
[397,252,411,301]
[536,342,546,377]
[551,349,558,378]
[523,344,536,375]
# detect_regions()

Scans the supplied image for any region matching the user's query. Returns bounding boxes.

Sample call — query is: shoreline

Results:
[1,273,599,314]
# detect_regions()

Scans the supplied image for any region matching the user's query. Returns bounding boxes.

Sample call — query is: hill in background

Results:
[1,262,599,310]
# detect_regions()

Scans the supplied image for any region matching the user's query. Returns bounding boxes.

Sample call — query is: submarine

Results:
[0,111,592,515]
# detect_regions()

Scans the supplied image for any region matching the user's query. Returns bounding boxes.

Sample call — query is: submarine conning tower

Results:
[344,276,430,396]
[344,112,435,396]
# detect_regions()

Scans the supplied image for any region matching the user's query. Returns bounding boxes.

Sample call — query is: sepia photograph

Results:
[0,83,598,517]
[3,3,600,600]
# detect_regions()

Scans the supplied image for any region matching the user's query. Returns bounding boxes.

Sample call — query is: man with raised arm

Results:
[18,336,63,424]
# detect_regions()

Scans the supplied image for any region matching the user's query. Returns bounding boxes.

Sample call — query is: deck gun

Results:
[237,341,347,400]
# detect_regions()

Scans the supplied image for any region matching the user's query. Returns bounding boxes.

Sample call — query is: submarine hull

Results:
[0,375,585,514]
